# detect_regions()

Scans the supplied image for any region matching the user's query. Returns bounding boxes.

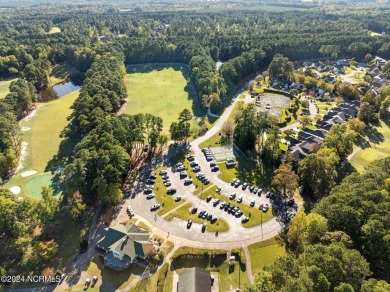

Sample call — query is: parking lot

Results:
[128,144,295,243]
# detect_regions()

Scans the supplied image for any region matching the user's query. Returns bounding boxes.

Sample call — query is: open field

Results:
[0,78,16,99]
[123,63,213,133]
[218,156,274,189]
[4,90,79,199]
[350,120,390,173]
[171,246,249,291]
[248,237,286,275]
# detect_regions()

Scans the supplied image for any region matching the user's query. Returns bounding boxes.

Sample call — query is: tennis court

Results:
[209,145,238,162]
[255,94,291,120]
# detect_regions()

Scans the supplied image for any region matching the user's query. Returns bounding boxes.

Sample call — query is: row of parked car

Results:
[201,148,220,171]
[230,178,276,199]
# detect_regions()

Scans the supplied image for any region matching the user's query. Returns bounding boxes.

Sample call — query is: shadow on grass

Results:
[365,123,384,144]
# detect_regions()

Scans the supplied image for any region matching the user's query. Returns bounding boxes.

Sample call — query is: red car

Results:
[258,204,264,210]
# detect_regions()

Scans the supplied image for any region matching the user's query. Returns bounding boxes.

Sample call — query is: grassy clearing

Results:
[350,120,390,173]
[165,202,230,232]
[47,26,61,34]
[0,78,17,99]
[228,101,244,124]
[150,166,187,216]
[172,247,249,291]
[199,131,222,149]
[4,90,79,198]
[217,156,274,189]
[197,186,274,228]
[123,63,213,133]
[86,254,145,290]
[248,236,286,275]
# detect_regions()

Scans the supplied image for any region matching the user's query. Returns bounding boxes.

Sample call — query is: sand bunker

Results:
[21,127,31,132]
[15,141,28,173]
[9,186,21,195]
[21,170,38,177]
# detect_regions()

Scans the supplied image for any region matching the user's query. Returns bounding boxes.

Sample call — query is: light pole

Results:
[261,210,263,238]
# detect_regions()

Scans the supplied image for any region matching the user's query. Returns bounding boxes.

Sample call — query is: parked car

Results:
[164,181,171,187]
[162,175,169,180]
[180,171,188,178]
[237,196,243,203]
[167,188,176,194]
[231,178,237,185]
[144,188,153,194]
[190,161,198,167]
[177,166,186,172]
[203,179,210,185]
[202,212,209,219]
[235,210,243,217]
[250,200,255,207]
[150,204,160,211]
[242,183,248,190]
[197,173,205,179]
[206,156,213,161]
[220,202,226,209]
[190,207,198,214]
[266,191,271,198]
[146,194,155,199]
[215,186,222,193]
[210,216,217,223]
[207,214,212,221]
[175,196,182,202]
[212,166,219,171]
[187,220,192,228]
[234,180,241,187]
[258,189,263,196]
[127,207,134,217]
[229,193,236,200]
[213,199,220,206]
[202,223,207,232]
[249,186,255,192]
[253,188,258,194]
[198,210,206,217]
[149,175,157,180]
[241,216,249,223]
[206,195,213,202]
[147,179,155,184]
[192,166,201,172]
[184,178,192,185]
[259,204,264,210]
[210,162,216,167]
[262,203,269,212]
[175,163,183,168]
[159,170,167,175]
[187,155,195,161]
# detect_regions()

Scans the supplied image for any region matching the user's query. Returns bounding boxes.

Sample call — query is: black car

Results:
[147,179,155,184]
[143,188,153,194]
[167,188,177,194]
[207,214,212,221]
[149,175,157,180]
[187,220,192,229]
[190,207,198,214]
[249,186,255,192]
[212,166,219,172]
[203,179,210,185]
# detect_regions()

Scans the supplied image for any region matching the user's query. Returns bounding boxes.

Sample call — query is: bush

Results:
[157,263,169,292]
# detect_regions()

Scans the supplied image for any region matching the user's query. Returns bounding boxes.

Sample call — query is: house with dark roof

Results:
[96,222,152,271]
[178,267,212,292]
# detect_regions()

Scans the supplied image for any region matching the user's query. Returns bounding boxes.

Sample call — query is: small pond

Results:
[40,81,81,102]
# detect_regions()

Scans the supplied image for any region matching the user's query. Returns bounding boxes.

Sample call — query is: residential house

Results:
[336,59,349,66]
[178,267,212,292]
[373,56,387,67]
[96,222,152,271]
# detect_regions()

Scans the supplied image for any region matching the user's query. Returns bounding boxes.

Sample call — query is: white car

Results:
[237,196,243,203]
[216,186,222,193]
[229,193,236,200]
[150,203,161,211]
[250,200,255,207]
[262,203,269,212]
[146,193,155,199]
[164,181,172,187]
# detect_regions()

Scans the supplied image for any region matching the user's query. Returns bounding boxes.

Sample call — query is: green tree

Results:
[358,102,377,124]
[268,54,294,80]
[298,148,339,199]
[272,163,299,199]
[323,124,355,158]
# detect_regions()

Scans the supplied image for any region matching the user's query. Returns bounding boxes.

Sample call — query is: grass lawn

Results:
[130,262,172,292]
[4,90,79,199]
[343,66,353,75]
[218,156,274,189]
[165,202,229,232]
[150,166,187,216]
[172,247,250,292]
[86,254,145,290]
[248,236,286,275]
[123,63,213,134]
[197,186,274,228]
[0,78,17,99]
[228,101,244,124]
[350,120,390,173]
[198,131,222,151]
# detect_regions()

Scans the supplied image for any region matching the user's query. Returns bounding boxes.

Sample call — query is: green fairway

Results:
[123,63,212,133]
[4,90,79,198]
[350,120,390,173]
[0,78,16,99]
[248,237,286,275]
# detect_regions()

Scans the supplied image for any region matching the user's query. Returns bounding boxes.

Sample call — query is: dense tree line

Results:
[247,158,390,290]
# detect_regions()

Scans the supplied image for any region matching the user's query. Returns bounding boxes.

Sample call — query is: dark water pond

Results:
[40,81,81,102]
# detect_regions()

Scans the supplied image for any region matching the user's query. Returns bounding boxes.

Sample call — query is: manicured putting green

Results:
[25,173,61,199]
[123,63,209,133]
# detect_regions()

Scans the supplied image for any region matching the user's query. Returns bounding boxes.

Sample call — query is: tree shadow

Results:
[234,156,274,189]
[364,123,384,144]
